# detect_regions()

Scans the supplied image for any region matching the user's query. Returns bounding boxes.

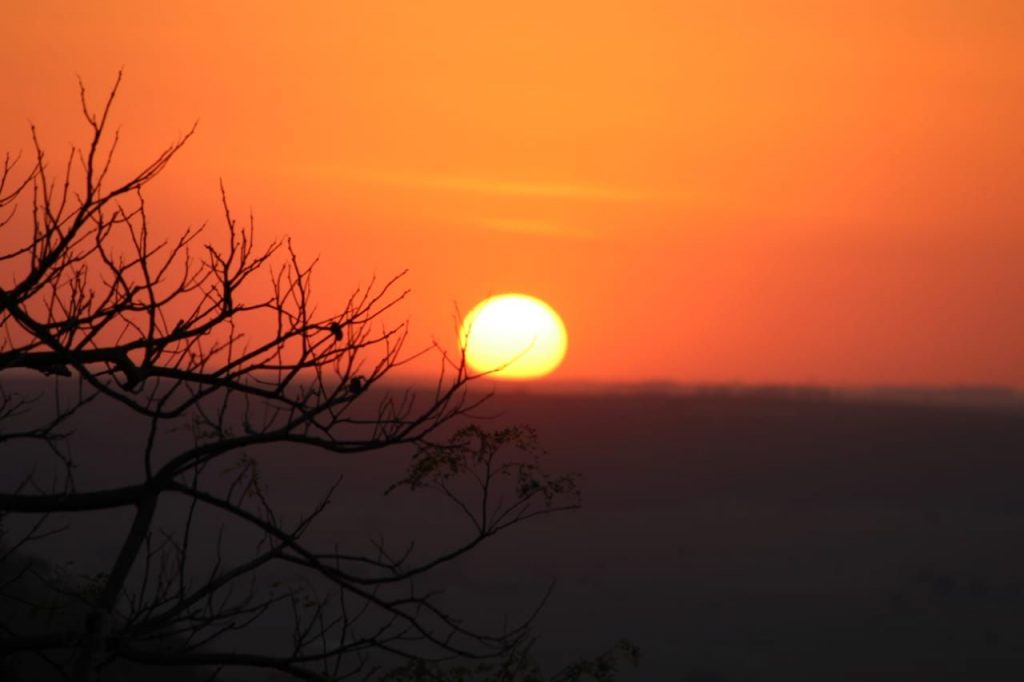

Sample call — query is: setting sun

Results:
[460,294,568,380]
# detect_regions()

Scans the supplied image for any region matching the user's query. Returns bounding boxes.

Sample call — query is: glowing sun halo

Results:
[460,294,568,380]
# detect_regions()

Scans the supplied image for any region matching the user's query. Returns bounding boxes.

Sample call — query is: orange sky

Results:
[2,1,1022,387]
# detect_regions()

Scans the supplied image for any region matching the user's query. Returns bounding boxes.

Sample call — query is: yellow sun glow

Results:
[460,294,568,380]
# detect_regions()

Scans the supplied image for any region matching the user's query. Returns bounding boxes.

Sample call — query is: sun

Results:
[460,294,568,380]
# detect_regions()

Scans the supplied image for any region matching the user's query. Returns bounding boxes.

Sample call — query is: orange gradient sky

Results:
[2,2,1022,386]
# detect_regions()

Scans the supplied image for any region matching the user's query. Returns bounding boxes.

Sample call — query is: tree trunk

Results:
[72,492,158,682]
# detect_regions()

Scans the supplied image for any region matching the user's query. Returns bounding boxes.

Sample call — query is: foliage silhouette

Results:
[0,75,611,681]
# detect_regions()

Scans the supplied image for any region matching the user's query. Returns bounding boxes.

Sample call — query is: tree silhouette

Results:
[0,75,589,681]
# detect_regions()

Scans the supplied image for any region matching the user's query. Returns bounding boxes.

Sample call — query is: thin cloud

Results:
[340,168,671,204]
[475,218,595,238]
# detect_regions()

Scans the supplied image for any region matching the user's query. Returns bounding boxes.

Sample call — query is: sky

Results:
[2,1,1022,387]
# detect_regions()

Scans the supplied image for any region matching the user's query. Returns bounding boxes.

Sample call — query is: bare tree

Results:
[0,75,585,682]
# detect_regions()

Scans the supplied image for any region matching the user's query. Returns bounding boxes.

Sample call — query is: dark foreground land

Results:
[4,385,1024,680]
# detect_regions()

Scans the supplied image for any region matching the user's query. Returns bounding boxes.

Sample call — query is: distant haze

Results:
[5,385,1024,679]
